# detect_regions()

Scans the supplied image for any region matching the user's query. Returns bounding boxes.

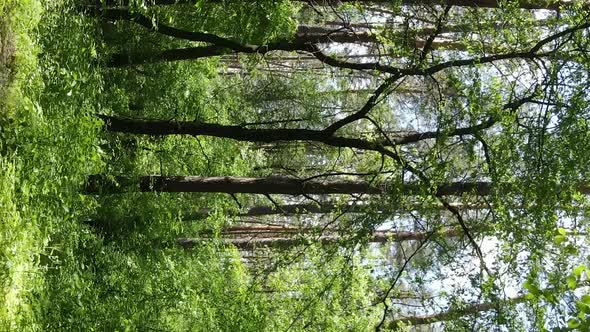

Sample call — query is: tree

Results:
[102,7,589,69]
[98,0,583,10]
[178,228,461,249]
[86,174,568,196]
[183,201,491,219]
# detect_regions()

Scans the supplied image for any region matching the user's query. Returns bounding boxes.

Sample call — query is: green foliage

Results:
[40,242,271,331]
[0,158,43,330]
[1,0,103,329]
[3,0,590,330]
[165,0,299,44]
[264,247,379,331]
[0,0,302,329]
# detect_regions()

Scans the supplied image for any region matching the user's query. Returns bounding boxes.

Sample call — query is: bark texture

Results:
[186,202,491,219]
[98,114,498,147]
[82,174,510,195]
[98,6,590,71]
[387,295,526,327]
[101,0,574,10]
[84,174,590,196]
[177,228,461,249]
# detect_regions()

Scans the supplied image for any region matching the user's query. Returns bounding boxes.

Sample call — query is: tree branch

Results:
[387,294,528,328]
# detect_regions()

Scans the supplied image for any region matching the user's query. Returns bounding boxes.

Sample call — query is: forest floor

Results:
[0,0,250,329]
[0,0,103,329]
[0,0,43,328]
[0,2,15,106]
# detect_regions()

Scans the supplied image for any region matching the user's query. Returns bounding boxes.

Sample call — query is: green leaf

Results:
[568,318,581,329]
[567,276,578,290]
[578,302,590,314]
[524,279,542,297]
[558,227,567,236]
[574,265,587,277]
[581,295,590,305]
[566,245,580,255]
[554,235,567,245]
[523,280,533,291]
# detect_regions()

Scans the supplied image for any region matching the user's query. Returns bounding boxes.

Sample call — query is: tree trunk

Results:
[387,294,527,327]
[101,9,383,67]
[100,0,571,10]
[320,0,576,9]
[186,202,491,219]
[188,203,347,219]
[177,228,461,249]
[100,9,473,67]
[83,174,502,195]
[83,174,590,196]
[98,114,496,148]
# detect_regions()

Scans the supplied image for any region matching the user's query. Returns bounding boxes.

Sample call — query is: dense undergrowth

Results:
[0,0,317,330]
[1,0,103,329]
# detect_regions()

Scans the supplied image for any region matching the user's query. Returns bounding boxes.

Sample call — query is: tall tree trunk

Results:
[386,294,527,328]
[100,9,479,67]
[83,174,590,196]
[187,202,491,219]
[83,174,503,195]
[100,0,571,10]
[177,228,461,249]
[188,203,349,219]
[324,0,578,9]
[98,114,497,148]
[101,9,383,67]
[102,11,589,82]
